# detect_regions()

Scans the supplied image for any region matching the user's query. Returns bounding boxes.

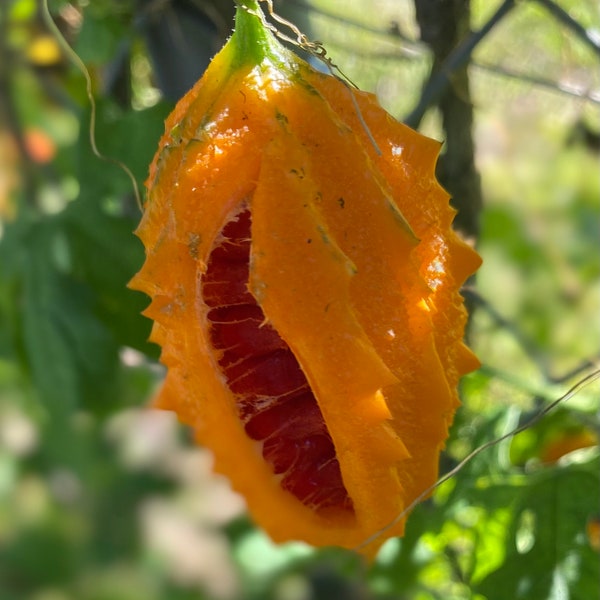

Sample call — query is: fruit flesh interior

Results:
[201,204,354,514]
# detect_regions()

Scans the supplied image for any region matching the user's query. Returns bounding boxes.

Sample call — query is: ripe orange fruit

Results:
[131,0,481,556]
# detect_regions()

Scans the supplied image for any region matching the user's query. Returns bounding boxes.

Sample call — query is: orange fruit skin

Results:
[130,6,481,557]
[540,429,599,464]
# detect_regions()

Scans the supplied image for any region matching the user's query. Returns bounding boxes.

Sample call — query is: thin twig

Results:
[281,0,600,107]
[463,287,550,372]
[463,287,600,385]
[533,0,600,59]
[405,0,516,128]
[473,60,600,105]
[281,0,423,50]
[300,41,600,106]
[547,358,600,385]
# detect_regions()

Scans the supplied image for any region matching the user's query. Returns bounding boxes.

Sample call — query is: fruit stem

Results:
[233,1,286,66]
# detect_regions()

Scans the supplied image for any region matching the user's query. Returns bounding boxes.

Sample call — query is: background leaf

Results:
[20,219,120,417]
[475,457,600,600]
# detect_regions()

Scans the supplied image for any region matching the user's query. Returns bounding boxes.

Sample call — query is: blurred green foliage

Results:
[0,0,599,599]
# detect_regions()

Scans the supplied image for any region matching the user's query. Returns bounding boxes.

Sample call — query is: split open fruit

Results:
[130,0,481,556]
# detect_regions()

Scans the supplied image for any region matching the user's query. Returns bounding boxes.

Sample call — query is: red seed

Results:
[201,207,353,514]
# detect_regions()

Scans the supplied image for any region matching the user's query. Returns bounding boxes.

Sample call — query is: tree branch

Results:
[411,0,490,241]
[405,0,515,129]
[533,0,600,59]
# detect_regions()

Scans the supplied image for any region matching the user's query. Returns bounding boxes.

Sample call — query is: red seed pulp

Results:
[201,205,354,514]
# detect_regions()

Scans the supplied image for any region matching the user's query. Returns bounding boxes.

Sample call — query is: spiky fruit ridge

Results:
[130,1,481,557]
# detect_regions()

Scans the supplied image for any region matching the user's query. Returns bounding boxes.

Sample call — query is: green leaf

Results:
[0,520,81,590]
[0,226,24,363]
[474,457,600,600]
[74,8,127,65]
[62,201,156,357]
[20,219,120,418]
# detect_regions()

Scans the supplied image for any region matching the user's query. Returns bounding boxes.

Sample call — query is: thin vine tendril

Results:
[354,367,600,552]
[41,0,143,212]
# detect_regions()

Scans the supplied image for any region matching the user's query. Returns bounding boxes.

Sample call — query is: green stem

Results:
[233,0,286,66]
